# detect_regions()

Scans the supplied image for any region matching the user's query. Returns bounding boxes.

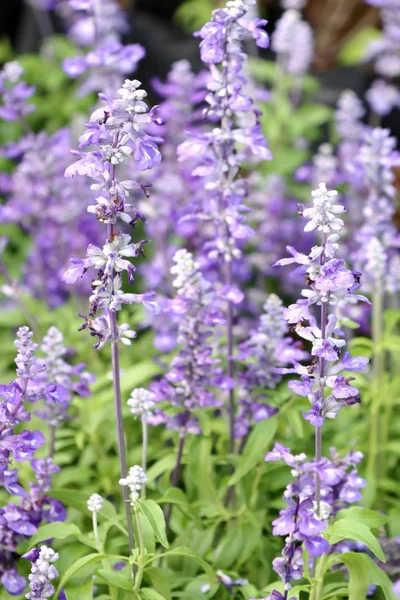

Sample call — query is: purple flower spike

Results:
[265,444,365,593]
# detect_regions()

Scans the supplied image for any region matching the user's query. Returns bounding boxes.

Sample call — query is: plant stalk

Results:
[109,312,136,556]
[141,418,148,498]
[367,282,384,484]
[165,429,186,528]
[226,260,235,455]
[133,505,146,591]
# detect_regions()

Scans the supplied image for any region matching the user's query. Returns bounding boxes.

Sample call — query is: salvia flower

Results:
[140,60,207,298]
[149,250,224,433]
[0,61,35,123]
[119,465,147,505]
[0,126,103,307]
[87,493,104,512]
[234,294,307,438]
[63,79,162,348]
[335,90,367,190]
[61,0,144,96]
[201,570,248,594]
[24,545,60,600]
[0,328,68,596]
[366,79,400,116]
[275,183,369,427]
[351,128,400,294]
[365,0,400,78]
[265,443,365,594]
[178,0,271,265]
[128,388,156,421]
[271,8,314,76]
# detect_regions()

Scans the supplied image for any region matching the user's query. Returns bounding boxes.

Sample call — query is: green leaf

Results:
[173,0,213,33]
[147,547,215,583]
[140,589,166,600]
[157,487,189,507]
[144,567,172,600]
[29,522,81,548]
[146,455,177,482]
[338,27,381,65]
[291,103,333,134]
[229,417,277,485]
[384,309,400,333]
[336,507,388,530]
[55,553,128,597]
[139,500,169,548]
[97,568,133,591]
[340,552,397,600]
[65,579,93,600]
[330,519,385,562]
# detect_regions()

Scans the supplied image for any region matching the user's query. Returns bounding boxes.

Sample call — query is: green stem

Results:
[367,283,384,482]
[309,553,328,600]
[93,511,118,600]
[133,505,145,592]
[141,419,147,498]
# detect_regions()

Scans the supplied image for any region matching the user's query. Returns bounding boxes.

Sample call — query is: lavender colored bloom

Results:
[351,128,400,294]
[275,183,368,544]
[178,0,271,264]
[265,443,366,594]
[24,545,60,600]
[63,79,162,348]
[201,570,248,594]
[365,1,400,77]
[140,60,207,300]
[178,1,271,446]
[0,62,35,123]
[271,9,314,75]
[149,250,224,433]
[335,90,366,191]
[60,0,144,95]
[366,79,400,116]
[0,328,69,596]
[234,294,307,438]
[0,126,104,307]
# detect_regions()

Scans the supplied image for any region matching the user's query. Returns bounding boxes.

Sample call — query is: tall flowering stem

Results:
[349,127,400,483]
[63,78,163,556]
[147,249,224,523]
[265,444,365,599]
[276,183,369,519]
[0,327,70,595]
[178,0,271,453]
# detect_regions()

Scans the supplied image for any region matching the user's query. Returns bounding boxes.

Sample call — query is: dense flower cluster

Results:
[276,183,368,426]
[271,8,314,76]
[0,61,35,123]
[128,388,156,421]
[140,60,207,299]
[178,0,271,267]
[63,78,163,348]
[365,0,400,79]
[335,89,366,190]
[265,443,365,595]
[0,61,102,307]
[0,328,70,596]
[351,128,400,294]
[62,0,144,96]
[119,465,147,505]
[23,545,62,600]
[149,249,224,433]
[234,294,307,439]
[87,493,104,512]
